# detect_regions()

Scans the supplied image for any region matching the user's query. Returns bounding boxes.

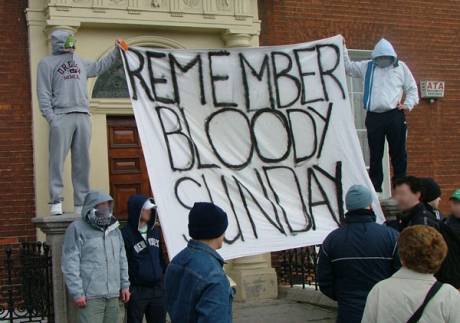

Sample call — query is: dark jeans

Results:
[365,109,407,192]
[127,285,166,323]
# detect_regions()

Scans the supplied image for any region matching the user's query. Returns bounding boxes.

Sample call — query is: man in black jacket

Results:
[122,195,166,323]
[317,185,400,323]
[391,176,439,231]
[436,189,460,290]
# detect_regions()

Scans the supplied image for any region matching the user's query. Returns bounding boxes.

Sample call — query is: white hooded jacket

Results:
[344,38,419,112]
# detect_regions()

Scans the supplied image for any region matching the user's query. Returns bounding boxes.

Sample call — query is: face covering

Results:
[63,34,76,53]
[374,56,394,68]
[88,207,113,227]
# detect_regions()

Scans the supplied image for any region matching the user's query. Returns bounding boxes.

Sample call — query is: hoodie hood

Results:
[50,29,73,55]
[127,195,156,231]
[371,38,397,59]
[81,191,113,221]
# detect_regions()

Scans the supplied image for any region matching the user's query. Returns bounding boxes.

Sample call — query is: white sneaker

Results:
[74,206,83,215]
[50,203,63,216]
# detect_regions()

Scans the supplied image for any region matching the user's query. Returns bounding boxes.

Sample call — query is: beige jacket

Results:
[362,267,460,323]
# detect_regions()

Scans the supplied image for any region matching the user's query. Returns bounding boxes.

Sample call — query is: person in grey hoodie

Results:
[37,29,127,215]
[61,190,130,323]
[343,38,419,194]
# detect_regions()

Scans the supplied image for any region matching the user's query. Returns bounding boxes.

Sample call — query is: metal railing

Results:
[274,245,321,290]
[0,242,54,323]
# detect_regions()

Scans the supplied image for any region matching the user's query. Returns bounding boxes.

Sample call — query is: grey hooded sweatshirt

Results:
[61,191,130,300]
[37,30,119,123]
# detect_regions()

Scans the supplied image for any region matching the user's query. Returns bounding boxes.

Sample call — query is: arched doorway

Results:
[91,37,185,219]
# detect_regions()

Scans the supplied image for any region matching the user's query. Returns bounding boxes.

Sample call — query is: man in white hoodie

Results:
[343,38,419,193]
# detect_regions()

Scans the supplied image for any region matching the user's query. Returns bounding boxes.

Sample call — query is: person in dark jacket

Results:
[420,177,443,220]
[436,188,460,289]
[391,176,439,231]
[122,195,166,323]
[165,202,233,323]
[317,185,400,323]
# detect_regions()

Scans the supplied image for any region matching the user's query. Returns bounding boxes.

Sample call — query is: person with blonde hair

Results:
[362,225,460,323]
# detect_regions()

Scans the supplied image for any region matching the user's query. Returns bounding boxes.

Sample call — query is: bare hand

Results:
[120,288,131,303]
[74,296,87,308]
[116,38,129,51]
[397,103,408,111]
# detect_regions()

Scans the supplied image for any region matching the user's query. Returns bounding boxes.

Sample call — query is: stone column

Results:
[33,214,80,323]
[222,30,278,302]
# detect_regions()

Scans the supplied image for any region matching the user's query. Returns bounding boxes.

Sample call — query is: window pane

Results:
[92,61,129,98]
[348,50,371,168]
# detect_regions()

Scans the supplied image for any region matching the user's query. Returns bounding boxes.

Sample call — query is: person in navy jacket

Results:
[317,185,400,323]
[122,195,166,323]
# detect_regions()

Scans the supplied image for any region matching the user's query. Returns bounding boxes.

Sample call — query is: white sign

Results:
[121,35,383,260]
[420,80,445,98]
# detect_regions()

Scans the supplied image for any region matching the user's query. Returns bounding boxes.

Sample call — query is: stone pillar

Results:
[33,214,80,323]
[222,30,278,302]
[227,254,278,301]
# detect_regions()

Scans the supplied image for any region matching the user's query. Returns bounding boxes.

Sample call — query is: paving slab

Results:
[233,298,337,323]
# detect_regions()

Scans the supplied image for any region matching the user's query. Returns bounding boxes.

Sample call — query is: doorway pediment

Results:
[41,0,260,35]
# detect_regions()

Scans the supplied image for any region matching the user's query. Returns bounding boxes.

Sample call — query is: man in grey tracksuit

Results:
[37,29,124,215]
[62,190,131,323]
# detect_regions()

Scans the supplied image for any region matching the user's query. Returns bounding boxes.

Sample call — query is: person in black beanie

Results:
[165,202,233,323]
[420,177,443,220]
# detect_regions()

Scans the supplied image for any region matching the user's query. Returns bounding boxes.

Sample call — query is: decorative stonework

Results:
[109,0,127,5]
[40,0,260,41]
[217,0,231,10]
[182,0,200,8]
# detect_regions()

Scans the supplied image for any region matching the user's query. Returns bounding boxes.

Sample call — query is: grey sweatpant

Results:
[49,112,91,206]
[78,298,119,323]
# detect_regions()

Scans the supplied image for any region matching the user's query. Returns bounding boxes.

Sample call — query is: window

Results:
[347,50,391,198]
[92,61,129,98]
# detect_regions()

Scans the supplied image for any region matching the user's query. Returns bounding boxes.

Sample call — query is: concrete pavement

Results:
[233,298,337,323]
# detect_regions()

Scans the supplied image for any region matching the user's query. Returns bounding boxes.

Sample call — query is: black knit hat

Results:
[420,177,441,203]
[188,202,228,240]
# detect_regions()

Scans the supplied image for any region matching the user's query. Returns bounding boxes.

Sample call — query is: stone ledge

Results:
[32,213,80,234]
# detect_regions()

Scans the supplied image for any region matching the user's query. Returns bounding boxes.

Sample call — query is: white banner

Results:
[121,35,383,260]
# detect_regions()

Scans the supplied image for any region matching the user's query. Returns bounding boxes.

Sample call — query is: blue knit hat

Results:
[188,202,228,240]
[345,185,373,210]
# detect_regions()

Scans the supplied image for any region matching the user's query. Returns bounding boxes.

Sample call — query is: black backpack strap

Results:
[407,281,443,323]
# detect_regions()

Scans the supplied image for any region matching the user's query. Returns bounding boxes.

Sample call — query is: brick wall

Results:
[0,0,35,245]
[259,0,460,213]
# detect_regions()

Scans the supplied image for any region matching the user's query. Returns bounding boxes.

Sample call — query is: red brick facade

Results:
[259,0,460,212]
[0,0,35,245]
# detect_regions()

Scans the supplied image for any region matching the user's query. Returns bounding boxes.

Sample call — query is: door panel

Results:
[107,116,151,220]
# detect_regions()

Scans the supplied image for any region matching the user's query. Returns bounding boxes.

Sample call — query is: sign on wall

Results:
[121,35,382,260]
[420,80,445,99]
